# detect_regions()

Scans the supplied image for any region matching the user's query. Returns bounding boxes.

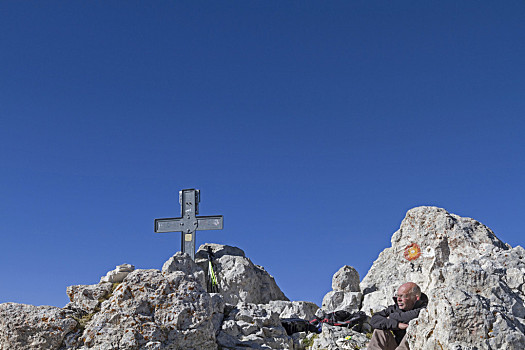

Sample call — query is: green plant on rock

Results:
[111,282,121,293]
[72,311,97,333]
[71,282,122,333]
[97,282,120,304]
[301,333,318,348]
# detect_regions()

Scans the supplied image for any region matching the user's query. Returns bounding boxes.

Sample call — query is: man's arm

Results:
[369,306,400,330]
[388,306,425,324]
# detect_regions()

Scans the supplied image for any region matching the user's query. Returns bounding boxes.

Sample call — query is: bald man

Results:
[367,282,428,350]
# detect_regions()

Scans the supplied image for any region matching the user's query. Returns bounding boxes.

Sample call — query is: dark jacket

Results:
[370,293,429,345]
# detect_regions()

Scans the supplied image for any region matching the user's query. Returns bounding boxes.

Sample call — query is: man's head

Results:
[396,282,421,310]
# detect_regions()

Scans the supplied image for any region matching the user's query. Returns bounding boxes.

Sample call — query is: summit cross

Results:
[154,188,224,260]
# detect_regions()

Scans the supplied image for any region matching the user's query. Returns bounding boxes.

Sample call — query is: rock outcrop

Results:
[321,265,362,313]
[65,282,113,314]
[361,206,525,350]
[100,264,135,283]
[217,302,293,349]
[80,268,217,350]
[310,325,368,350]
[0,303,78,350]
[162,252,206,287]
[195,243,289,305]
[0,206,524,350]
[215,299,319,350]
[0,246,302,350]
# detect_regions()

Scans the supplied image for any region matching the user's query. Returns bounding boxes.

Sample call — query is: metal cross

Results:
[154,188,223,260]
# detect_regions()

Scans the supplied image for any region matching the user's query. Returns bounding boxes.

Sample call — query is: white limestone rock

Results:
[216,302,293,350]
[360,290,390,315]
[310,324,368,350]
[320,265,362,313]
[361,206,525,350]
[209,293,226,333]
[161,251,206,287]
[266,300,319,349]
[99,263,135,283]
[267,300,319,320]
[406,255,525,349]
[332,265,360,292]
[322,291,362,313]
[291,332,311,350]
[214,300,317,350]
[360,206,510,296]
[195,243,289,305]
[0,303,78,350]
[79,267,218,350]
[65,282,113,314]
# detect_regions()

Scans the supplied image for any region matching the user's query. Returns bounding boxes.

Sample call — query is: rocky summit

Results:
[1,206,524,349]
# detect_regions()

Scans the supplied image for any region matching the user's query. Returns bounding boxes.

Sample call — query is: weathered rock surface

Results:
[332,265,360,292]
[80,268,217,350]
[361,206,525,350]
[100,263,135,283]
[162,251,206,287]
[267,300,319,320]
[217,300,319,350]
[310,325,368,350]
[0,303,78,350]
[0,246,298,350]
[215,299,318,350]
[217,302,293,349]
[195,243,289,305]
[321,265,362,313]
[65,282,113,314]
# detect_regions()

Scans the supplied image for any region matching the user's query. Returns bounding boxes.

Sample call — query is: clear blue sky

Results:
[1,1,524,308]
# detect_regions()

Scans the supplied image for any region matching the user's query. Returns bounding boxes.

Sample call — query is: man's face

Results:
[396,284,419,310]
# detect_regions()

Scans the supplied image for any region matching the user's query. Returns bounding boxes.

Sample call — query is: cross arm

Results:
[155,217,184,233]
[196,215,223,230]
[155,215,223,233]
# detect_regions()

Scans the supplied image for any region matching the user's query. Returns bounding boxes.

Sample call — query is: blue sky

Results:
[1,1,524,308]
